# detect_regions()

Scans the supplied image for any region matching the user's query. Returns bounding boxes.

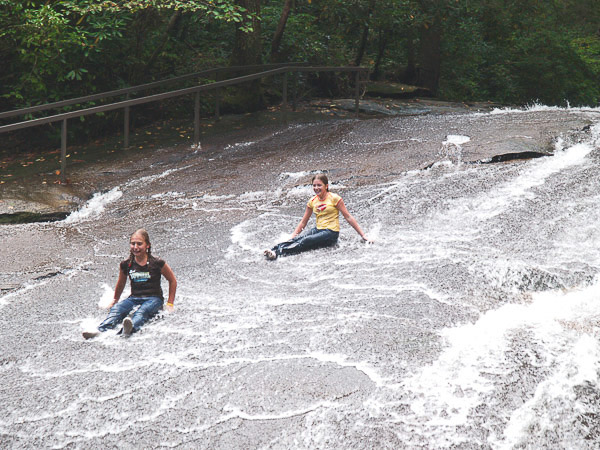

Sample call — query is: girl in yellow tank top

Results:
[307,191,342,231]
[264,173,370,260]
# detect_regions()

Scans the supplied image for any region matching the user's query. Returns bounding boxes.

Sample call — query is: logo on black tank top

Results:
[130,270,150,282]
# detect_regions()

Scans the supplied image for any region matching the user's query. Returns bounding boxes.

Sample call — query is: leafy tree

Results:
[2,0,599,122]
[0,0,253,109]
[269,0,293,62]
[425,0,600,105]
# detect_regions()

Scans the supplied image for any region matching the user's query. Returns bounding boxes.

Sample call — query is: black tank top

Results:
[120,257,165,299]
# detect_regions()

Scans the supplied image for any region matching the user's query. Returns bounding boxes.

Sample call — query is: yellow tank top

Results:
[307,192,342,232]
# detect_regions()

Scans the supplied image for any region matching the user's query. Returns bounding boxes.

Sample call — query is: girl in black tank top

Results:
[83,229,177,339]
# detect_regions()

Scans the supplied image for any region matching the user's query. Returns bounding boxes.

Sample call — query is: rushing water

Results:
[2,106,600,448]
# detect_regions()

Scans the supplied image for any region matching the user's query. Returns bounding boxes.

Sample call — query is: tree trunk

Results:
[372,29,389,80]
[142,10,182,75]
[230,0,263,111]
[129,8,159,84]
[231,0,262,66]
[353,0,376,66]
[403,34,418,84]
[270,0,293,62]
[416,11,442,95]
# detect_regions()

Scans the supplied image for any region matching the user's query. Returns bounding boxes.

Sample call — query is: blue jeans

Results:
[98,296,163,333]
[272,227,339,257]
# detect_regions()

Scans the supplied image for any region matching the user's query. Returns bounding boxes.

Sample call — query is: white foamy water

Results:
[440,134,470,164]
[443,134,471,146]
[4,108,600,449]
[401,281,600,447]
[64,187,122,223]
[447,140,593,224]
[97,282,115,309]
[223,115,600,447]
[125,166,186,188]
[279,170,316,180]
[499,334,600,448]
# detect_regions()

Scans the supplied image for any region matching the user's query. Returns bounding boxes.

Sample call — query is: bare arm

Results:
[291,205,313,238]
[110,269,128,308]
[161,263,177,310]
[337,198,370,241]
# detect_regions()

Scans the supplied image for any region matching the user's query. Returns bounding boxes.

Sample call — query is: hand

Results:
[165,303,174,312]
[105,299,118,310]
[362,235,374,244]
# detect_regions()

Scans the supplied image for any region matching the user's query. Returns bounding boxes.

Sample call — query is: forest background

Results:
[1,0,600,150]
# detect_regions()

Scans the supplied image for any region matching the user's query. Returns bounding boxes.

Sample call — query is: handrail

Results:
[0,66,367,132]
[0,63,309,120]
[0,64,369,182]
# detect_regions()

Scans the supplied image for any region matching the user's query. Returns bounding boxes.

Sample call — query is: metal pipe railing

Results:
[1,65,369,182]
[0,63,309,120]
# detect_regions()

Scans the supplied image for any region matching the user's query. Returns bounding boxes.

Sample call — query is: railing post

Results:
[124,93,130,149]
[354,70,360,116]
[194,91,200,148]
[60,119,67,183]
[282,71,288,111]
[292,71,298,111]
[215,89,220,120]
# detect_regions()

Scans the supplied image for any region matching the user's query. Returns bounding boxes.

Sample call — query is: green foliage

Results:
[435,0,600,106]
[572,36,600,77]
[1,0,599,117]
[507,29,598,106]
[61,0,253,27]
[0,0,253,110]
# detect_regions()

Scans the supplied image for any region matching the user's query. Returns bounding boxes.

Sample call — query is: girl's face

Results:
[130,233,149,258]
[312,179,328,197]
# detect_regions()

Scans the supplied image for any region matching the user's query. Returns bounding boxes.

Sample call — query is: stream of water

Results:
[2,106,600,448]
